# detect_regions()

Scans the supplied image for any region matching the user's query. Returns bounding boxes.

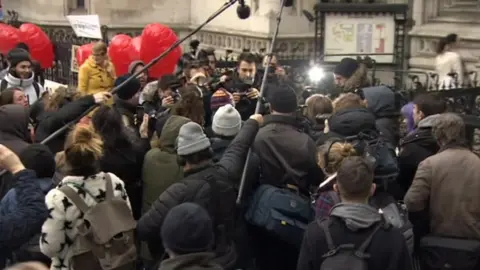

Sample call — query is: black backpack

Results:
[343,131,399,189]
[318,218,382,270]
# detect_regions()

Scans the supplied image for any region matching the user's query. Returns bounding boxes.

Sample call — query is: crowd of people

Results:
[0,39,479,270]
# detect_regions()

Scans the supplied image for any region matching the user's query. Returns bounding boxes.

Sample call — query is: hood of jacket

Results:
[328,108,377,136]
[4,71,35,88]
[400,114,441,147]
[160,115,192,153]
[362,85,397,117]
[0,104,30,143]
[330,203,382,231]
[159,252,222,270]
[343,63,370,92]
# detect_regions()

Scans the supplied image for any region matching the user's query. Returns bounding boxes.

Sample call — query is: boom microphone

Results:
[237,0,251,19]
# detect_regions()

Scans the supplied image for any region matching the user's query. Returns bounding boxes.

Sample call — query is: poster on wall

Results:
[324,14,395,63]
[71,45,80,73]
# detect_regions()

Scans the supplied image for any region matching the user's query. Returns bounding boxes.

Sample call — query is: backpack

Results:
[59,174,137,270]
[327,192,414,255]
[344,131,399,189]
[318,218,382,270]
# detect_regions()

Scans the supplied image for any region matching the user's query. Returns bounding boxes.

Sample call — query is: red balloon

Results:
[131,36,142,60]
[0,23,22,54]
[140,23,182,79]
[19,23,54,69]
[108,34,137,76]
[76,43,94,67]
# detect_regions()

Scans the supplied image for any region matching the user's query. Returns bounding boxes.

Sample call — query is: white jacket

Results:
[435,51,464,89]
[1,72,46,105]
[40,172,131,270]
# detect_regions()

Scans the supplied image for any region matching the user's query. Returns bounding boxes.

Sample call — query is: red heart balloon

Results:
[19,23,54,69]
[131,36,142,60]
[0,23,23,54]
[76,43,94,67]
[108,34,137,76]
[140,23,182,79]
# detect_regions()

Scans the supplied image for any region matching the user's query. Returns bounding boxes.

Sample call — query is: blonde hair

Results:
[7,262,49,270]
[317,142,357,174]
[305,94,333,121]
[44,86,80,111]
[92,41,108,55]
[332,93,366,112]
[64,125,104,176]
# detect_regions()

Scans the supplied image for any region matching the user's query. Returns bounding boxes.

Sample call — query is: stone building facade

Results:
[409,0,480,74]
[2,0,319,59]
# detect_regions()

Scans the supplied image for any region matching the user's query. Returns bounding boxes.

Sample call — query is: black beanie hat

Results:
[161,202,214,255]
[114,75,141,100]
[19,144,56,179]
[334,58,359,79]
[267,85,298,113]
[7,48,32,68]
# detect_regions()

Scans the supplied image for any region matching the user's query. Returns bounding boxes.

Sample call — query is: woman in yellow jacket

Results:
[77,42,116,99]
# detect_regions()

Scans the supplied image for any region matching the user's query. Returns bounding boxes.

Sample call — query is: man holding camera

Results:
[222,52,261,120]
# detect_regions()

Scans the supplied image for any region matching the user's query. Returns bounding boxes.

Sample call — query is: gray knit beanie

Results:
[212,104,242,137]
[176,122,211,156]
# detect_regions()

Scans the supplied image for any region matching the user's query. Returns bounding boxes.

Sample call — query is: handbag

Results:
[245,184,314,248]
[419,235,480,270]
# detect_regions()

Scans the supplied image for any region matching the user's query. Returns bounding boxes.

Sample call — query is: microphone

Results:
[237,0,251,19]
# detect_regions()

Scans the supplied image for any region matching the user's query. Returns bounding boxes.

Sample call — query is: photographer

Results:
[223,52,261,120]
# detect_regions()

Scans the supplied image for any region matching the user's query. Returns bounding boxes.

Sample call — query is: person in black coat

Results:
[137,115,262,270]
[397,94,446,197]
[297,156,412,270]
[91,105,149,220]
[0,144,48,266]
[34,89,112,153]
[303,94,333,143]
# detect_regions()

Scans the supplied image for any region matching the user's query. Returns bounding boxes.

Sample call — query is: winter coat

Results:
[435,51,464,89]
[34,95,96,154]
[159,252,223,270]
[142,115,191,214]
[397,114,440,196]
[77,56,116,97]
[40,172,131,270]
[114,96,139,131]
[137,119,260,269]
[0,104,30,155]
[0,169,49,256]
[297,204,412,270]
[253,114,321,194]
[0,105,31,199]
[210,137,233,162]
[362,85,400,147]
[316,107,377,146]
[404,146,480,239]
[1,72,46,105]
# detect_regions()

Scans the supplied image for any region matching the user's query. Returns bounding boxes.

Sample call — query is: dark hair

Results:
[413,94,447,117]
[237,52,257,65]
[436,33,458,55]
[336,156,374,201]
[172,84,205,125]
[91,105,134,150]
[178,148,213,166]
[158,74,181,91]
[15,43,30,52]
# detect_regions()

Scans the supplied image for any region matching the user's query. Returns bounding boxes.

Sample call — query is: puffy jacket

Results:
[137,119,260,269]
[1,72,46,105]
[0,170,49,265]
[77,56,116,96]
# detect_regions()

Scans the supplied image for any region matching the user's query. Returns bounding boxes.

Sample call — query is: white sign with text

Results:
[66,15,102,39]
